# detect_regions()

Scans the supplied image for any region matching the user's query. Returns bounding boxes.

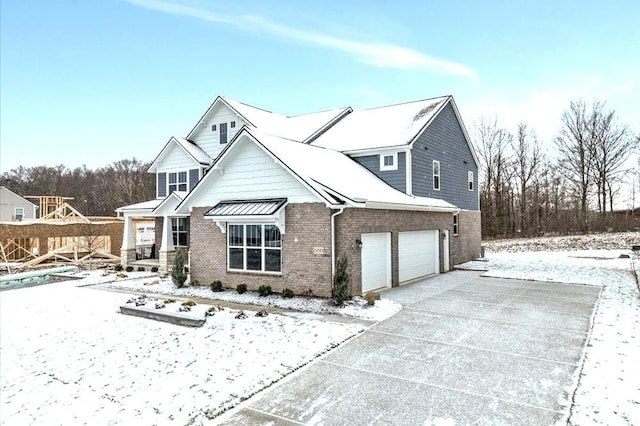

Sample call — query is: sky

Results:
[1,0,639,174]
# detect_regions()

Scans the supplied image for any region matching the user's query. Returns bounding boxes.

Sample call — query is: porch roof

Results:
[205,198,287,217]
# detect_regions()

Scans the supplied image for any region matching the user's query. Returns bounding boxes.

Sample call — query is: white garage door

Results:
[398,230,439,283]
[361,232,391,293]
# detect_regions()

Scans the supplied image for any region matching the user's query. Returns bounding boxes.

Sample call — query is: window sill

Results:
[227,269,282,277]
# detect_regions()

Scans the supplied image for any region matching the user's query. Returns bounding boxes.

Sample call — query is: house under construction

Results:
[0,196,123,271]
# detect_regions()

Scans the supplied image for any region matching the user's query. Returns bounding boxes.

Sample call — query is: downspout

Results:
[331,207,345,281]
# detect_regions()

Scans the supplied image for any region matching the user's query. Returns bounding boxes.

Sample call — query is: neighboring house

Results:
[117,95,481,297]
[0,187,38,222]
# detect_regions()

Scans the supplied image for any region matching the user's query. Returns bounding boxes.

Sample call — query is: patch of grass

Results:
[181,299,197,307]
[164,298,176,304]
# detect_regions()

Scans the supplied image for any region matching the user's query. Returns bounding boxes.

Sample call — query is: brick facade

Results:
[188,202,482,298]
[451,210,482,265]
[189,203,334,297]
[334,208,453,295]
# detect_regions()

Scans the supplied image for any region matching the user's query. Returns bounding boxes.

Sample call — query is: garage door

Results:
[398,230,439,283]
[361,232,391,293]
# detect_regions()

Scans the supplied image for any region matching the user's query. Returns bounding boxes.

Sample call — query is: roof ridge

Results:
[357,95,450,112]
[286,106,350,118]
[222,96,274,114]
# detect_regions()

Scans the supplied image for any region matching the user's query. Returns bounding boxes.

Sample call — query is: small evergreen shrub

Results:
[257,285,272,297]
[114,264,123,272]
[282,288,294,298]
[236,284,247,294]
[151,266,159,273]
[332,255,351,306]
[125,266,134,273]
[210,280,224,292]
[137,266,146,272]
[171,252,188,288]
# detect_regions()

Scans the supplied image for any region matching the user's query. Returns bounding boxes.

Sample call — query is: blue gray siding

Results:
[157,172,167,198]
[411,103,478,211]
[189,168,199,191]
[354,152,406,193]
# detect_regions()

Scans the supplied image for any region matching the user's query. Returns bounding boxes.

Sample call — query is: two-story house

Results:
[117,95,481,297]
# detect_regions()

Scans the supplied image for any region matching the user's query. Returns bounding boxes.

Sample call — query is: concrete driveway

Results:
[217,270,601,425]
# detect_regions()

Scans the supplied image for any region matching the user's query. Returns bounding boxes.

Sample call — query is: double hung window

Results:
[168,171,187,193]
[433,160,441,190]
[171,218,188,246]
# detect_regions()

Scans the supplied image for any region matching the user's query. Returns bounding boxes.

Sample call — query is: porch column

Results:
[159,215,176,273]
[120,215,137,266]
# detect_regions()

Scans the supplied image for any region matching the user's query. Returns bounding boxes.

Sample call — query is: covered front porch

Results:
[116,193,189,273]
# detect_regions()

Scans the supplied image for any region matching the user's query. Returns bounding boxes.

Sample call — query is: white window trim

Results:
[380,153,398,171]
[168,170,188,194]
[468,171,474,191]
[453,213,459,236]
[433,160,441,191]
[14,207,24,220]
[227,224,282,274]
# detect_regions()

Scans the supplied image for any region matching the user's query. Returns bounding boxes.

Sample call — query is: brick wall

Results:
[451,210,482,264]
[189,203,334,297]
[335,208,452,295]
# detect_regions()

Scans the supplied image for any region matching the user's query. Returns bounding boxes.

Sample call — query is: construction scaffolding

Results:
[0,202,123,272]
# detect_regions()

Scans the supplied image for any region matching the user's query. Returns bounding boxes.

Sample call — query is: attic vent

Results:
[413,104,437,122]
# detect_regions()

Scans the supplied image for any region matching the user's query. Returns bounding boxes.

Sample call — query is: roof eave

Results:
[363,201,458,213]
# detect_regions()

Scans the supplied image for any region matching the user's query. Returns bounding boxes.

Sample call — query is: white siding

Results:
[188,139,318,208]
[190,105,247,160]
[156,143,197,173]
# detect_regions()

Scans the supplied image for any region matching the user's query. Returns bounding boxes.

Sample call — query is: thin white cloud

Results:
[126,0,477,79]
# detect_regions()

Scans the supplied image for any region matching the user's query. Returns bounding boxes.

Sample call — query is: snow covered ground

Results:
[0,278,372,425]
[459,232,640,426]
[2,232,638,425]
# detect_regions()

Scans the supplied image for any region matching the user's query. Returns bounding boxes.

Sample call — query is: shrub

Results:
[237,284,247,294]
[332,255,351,306]
[164,298,176,304]
[151,266,159,273]
[137,266,146,272]
[210,280,224,292]
[181,299,196,307]
[365,292,377,306]
[125,266,134,273]
[171,252,188,288]
[114,264,123,272]
[257,285,272,297]
[282,288,294,298]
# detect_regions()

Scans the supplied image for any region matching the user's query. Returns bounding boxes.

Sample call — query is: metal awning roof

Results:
[205,198,287,217]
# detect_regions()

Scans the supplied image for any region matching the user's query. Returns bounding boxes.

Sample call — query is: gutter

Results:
[330,207,345,283]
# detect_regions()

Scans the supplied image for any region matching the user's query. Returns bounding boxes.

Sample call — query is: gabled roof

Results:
[115,198,162,213]
[0,186,37,208]
[186,96,351,144]
[311,96,450,152]
[177,128,457,213]
[153,191,188,215]
[148,136,212,173]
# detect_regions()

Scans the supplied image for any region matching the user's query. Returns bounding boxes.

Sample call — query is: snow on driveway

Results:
[459,246,640,426]
[0,280,366,425]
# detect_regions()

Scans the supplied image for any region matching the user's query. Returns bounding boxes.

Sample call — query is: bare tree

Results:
[588,102,636,213]
[512,123,542,236]
[472,116,512,237]
[555,100,594,232]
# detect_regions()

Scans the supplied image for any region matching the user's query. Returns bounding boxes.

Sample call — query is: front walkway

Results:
[217,270,600,425]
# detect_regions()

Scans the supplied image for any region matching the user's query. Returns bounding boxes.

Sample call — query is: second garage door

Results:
[398,230,439,283]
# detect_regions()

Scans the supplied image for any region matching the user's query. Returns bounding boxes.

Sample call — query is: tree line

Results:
[0,159,155,217]
[473,100,639,239]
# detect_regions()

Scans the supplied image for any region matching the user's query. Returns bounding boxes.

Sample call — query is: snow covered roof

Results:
[249,130,457,211]
[312,96,450,152]
[115,199,162,213]
[148,136,212,173]
[153,191,188,215]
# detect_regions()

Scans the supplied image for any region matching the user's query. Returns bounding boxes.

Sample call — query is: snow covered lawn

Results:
[459,232,640,426]
[0,280,368,425]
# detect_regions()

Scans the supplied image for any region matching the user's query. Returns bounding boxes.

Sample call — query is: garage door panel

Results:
[399,230,438,283]
[361,232,391,292]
